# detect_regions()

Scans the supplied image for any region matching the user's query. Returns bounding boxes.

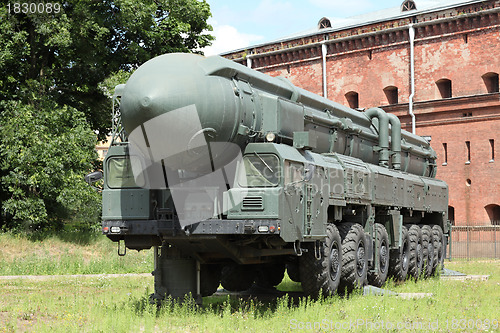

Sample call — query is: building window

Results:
[465,141,470,164]
[401,0,417,12]
[448,206,455,225]
[485,204,500,225]
[318,17,332,29]
[442,143,448,166]
[482,72,499,93]
[383,86,398,104]
[465,141,471,164]
[436,79,452,98]
[345,91,359,109]
[490,139,495,162]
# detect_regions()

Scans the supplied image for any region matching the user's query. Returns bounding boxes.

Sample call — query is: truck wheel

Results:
[220,265,255,292]
[255,262,285,288]
[367,223,389,287]
[388,225,409,281]
[432,225,445,274]
[200,264,221,297]
[338,223,368,293]
[408,225,423,280]
[299,224,342,297]
[420,225,435,278]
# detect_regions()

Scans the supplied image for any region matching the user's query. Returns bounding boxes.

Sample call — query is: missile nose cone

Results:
[120,53,241,156]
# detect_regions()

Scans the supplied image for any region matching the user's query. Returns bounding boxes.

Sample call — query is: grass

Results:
[0,231,499,332]
[0,230,152,276]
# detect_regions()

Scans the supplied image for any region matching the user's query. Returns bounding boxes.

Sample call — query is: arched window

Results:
[436,79,452,98]
[383,86,398,104]
[448,206,455,225]
[345,91,359,109]
[482,72,499,93]
[318,17,332,30]
[485,204,500,225]
[401,0,417,12]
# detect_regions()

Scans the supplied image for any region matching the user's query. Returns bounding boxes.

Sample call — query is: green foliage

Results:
[0,0,214,133]
[0,100,101,230]
[0,0,214,230]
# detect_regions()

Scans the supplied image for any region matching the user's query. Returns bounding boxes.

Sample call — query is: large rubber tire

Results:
[200,264,221,297]
[367,223,390,287]
[388,225,410,282]
[338,223,368,293]
[299,224,342,297]
[408,224,423,280]
[255,262,286,288]
[432,225,445,274]
[220,265,255,292]
[285,260,301,283]
[420,224,435,278]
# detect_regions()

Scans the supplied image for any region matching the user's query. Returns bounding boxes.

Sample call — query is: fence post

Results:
[467,226,470,261]
[495,226,497,259]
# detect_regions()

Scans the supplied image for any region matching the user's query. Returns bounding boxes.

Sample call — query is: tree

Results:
[0,0,214,230]
[0,99,102,230]
[1,0,214,134]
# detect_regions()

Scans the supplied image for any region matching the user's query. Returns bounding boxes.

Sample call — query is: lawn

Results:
[0,231,152,276]
[0,231,499,332]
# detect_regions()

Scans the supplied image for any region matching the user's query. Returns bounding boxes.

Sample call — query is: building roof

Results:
[221,0,487,56]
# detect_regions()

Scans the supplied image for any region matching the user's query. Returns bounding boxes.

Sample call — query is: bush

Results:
[0,100,101,231]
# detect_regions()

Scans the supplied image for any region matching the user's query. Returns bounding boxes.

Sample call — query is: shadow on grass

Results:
[128,284,362,319]
[23,222,102,245]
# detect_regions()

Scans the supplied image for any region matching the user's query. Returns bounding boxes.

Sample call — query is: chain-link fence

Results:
[450,226,500,260]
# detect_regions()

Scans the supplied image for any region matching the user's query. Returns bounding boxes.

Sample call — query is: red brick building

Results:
[223,0,500,226]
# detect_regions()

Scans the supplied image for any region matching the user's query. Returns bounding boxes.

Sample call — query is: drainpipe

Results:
[246,55,252,68]
[408,23,416,134]
[365,108,389,168]
[321,42,328,98]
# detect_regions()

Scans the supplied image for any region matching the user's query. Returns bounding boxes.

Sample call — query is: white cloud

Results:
[202,20,264,56]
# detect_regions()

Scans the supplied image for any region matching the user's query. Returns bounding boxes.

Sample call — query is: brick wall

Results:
[223,1,500,226]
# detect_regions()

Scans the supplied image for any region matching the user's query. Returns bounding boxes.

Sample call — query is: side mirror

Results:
[304,164,315,182]
[85,171,103,185]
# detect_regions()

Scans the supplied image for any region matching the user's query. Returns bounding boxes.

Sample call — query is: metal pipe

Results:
[365,107,390,167]
[321,42,328,99]
[387,113,402,170]
[408,23,416,134]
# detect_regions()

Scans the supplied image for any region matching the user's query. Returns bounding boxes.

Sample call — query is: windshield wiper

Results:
[254,152,273,173]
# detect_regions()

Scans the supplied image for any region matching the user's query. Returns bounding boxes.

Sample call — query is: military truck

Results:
[92,53,449,301]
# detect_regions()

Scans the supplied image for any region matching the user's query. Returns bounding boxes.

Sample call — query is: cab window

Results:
[238,154,280,187]
[107,157,145,188]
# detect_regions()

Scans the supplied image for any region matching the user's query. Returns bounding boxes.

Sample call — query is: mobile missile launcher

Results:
[95,53,449,301]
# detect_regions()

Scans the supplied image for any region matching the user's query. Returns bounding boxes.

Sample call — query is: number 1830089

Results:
[7,2,61,14]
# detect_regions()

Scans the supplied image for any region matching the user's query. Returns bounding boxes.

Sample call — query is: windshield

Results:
[238,154,280,187]
[106,156,145,188]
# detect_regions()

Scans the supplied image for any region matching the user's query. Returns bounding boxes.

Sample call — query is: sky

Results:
[202,0,449,55]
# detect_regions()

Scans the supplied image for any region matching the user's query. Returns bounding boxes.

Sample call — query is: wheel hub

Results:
[380,242,388,272]
[329,244,340,281]
[356,242,366,276]
[417,243,423,266]
[402,240,409,271]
